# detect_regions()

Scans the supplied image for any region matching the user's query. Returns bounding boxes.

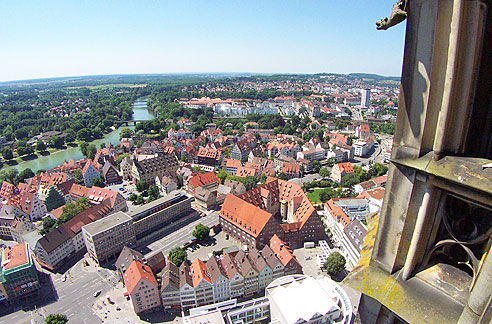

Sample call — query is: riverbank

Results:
[0,99,154,174]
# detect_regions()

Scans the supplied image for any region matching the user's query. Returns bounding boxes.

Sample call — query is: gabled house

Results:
[330,162,354,183]
[82,159,101,187]
[231,139,251,162]
[123,260,161,314]
[155,175,177,195]
[101,161,121,185]
[185,172,219,195]
[7,191,47,221]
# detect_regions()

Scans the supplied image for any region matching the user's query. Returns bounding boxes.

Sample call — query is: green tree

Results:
[319,190,331,203]
[59,197,91,223]
[323,252,346,275]
[136,179,148,192]
[148,184,160,202]
[49,136,64,149]
[2,147,13,160]
[353,165,369,182]
[119,127,133,140]
[86,144,97,160]
[73,169,83,184]
[44,313,68,324]
[216,169,228,183]
[275,172,288,180]
[242,176,258,191]
[312,160,322,173]
[44,187,66,212]
[3,125,13,141]
[128,193,137,202]
[319,167,330,177]
[15,168,35,185]
[77,128,91,141]
[115,153,130,166]
[16,143,34,156]
[0,168,18,183]
[177,175,183,189]
[36,140,47,152]
[259,173,267,184]
[192,224,210,243]
[79,141,89,157]
[368,163,388,178]
[90,176,105,188]
[168,247,187,266]
[341,172,360,187]
[40,217,57,235]
[135,195,145,205]
[64,129,76,143]
[326,157,336,167]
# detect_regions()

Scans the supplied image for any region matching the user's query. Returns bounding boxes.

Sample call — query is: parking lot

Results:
[141,209,220,258]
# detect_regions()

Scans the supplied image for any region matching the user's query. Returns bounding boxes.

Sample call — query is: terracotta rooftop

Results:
[191,258,212,287]
[189,172,219,189]
[123,260,157,294]
[1,242,29,270]
[269,235,301,268]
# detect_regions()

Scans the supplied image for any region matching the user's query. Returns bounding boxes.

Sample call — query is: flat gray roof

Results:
[129,191,189,219]
[82,211,132,236]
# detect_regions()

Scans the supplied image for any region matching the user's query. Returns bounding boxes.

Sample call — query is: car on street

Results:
[93,290,102,297]
[61,274,66,282]
[119,187,124,191]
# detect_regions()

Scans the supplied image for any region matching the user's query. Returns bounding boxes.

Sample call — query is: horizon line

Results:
[0,71,401,85]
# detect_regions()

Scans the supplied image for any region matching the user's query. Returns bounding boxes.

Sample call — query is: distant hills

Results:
[0,72,400,87]
[348,73,400,82]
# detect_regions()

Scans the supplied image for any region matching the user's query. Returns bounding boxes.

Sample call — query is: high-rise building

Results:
[361,89,371,108]
[345,1,492,323]
[0,243,40,302]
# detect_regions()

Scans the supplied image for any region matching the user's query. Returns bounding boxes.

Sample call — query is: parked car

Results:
[93,290,102,297]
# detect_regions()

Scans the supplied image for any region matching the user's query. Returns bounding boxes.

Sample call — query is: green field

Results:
[306,188,324,204]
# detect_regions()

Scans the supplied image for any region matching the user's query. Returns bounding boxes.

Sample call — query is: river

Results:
[6,98,154,173]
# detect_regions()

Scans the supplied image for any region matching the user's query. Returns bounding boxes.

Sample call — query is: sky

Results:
[0,1,406,82]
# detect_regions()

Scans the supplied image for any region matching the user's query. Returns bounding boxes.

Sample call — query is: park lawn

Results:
[306,188,325,204]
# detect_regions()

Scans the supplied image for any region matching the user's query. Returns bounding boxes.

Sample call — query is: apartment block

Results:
[82,212,136,265]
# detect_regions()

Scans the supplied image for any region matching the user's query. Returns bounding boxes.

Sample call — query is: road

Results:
[349,107,363,121]
[141,209,220,258]
[1,258,116,324]
[289,173,322,185]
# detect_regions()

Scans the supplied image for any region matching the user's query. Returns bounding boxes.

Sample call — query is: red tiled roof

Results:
[269,235,300,268]
[225,159,241,169]
[281,162,300,175]
[87,186,120,208]
[191,258,212,287]
[2,242,28,270]
[124,260,157,294]
[359,188,385,201]
[235,166,256,178]
[336,162,354,174]
[220,194,272,238]
[189,172,219,189]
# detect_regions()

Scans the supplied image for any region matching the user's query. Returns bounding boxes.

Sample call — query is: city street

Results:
[290,173,322,185]
[0,257,116,324]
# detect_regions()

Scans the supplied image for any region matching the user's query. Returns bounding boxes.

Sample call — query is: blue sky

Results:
[0,1,406,82]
